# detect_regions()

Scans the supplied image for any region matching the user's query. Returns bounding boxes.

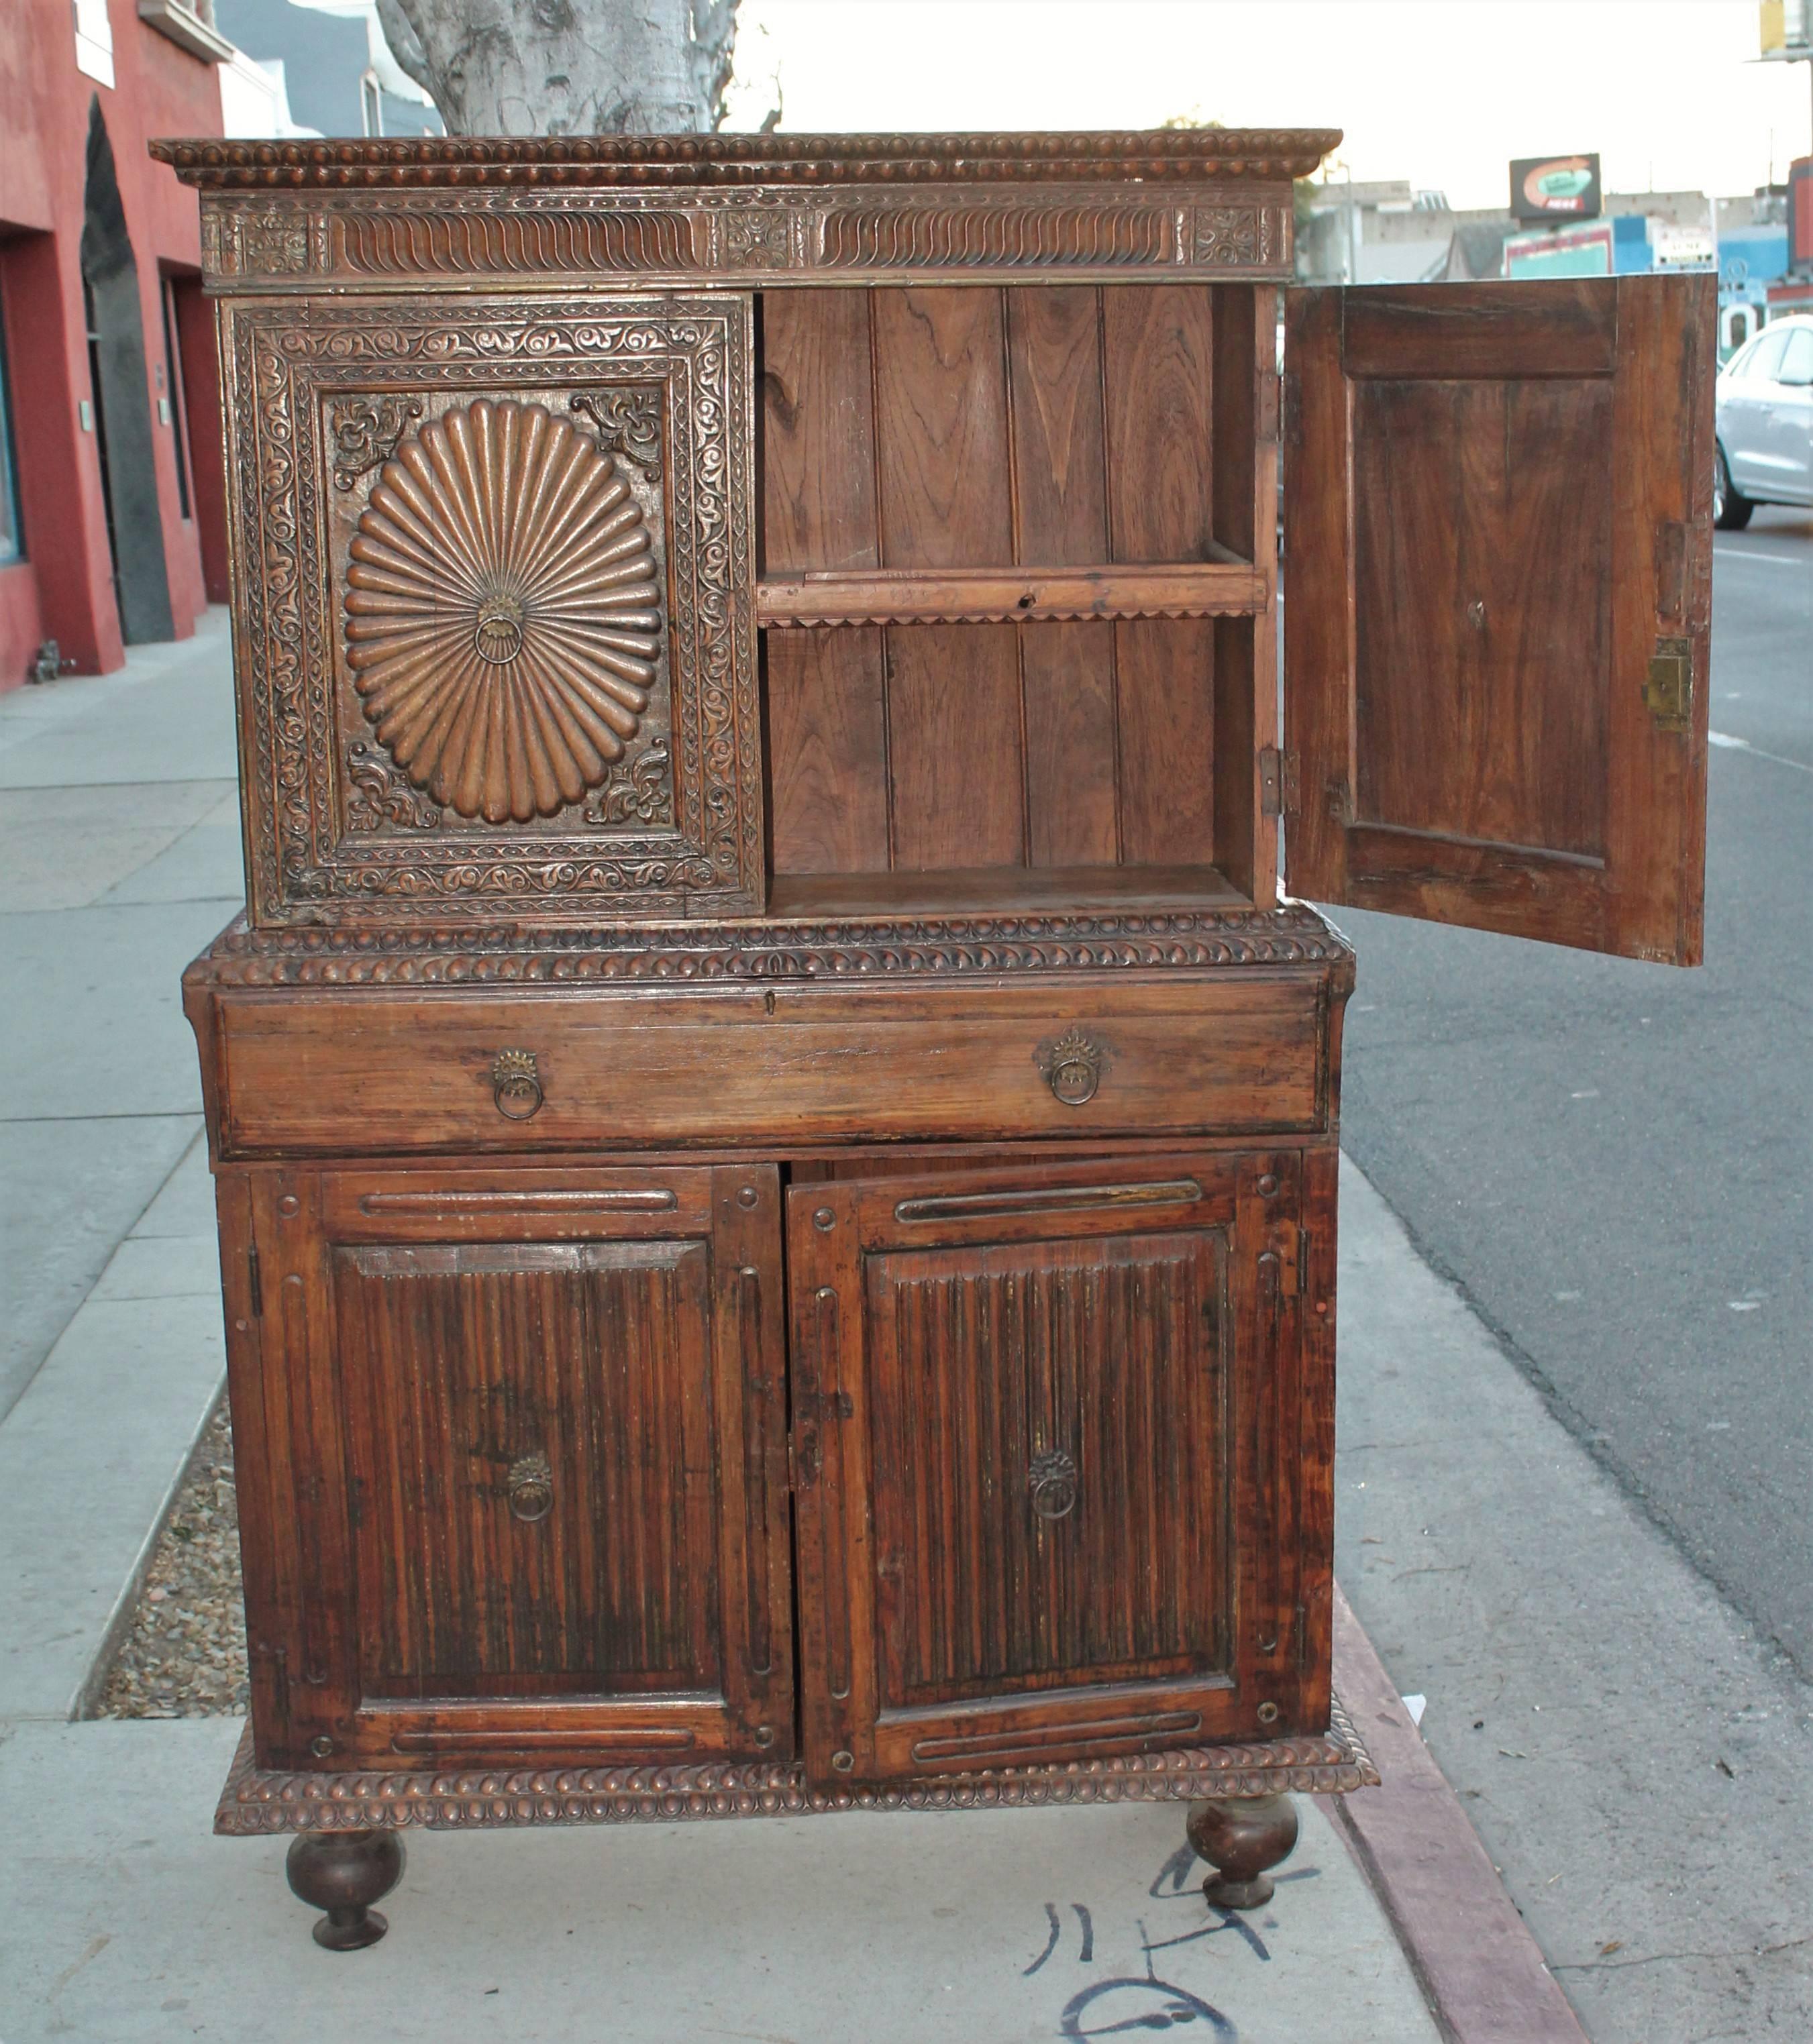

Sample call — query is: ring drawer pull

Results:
[1035,1028,1105,1107]
[491,1048,543,1120]
[1029,1448,1080,1521]
[507,1451,554,1523]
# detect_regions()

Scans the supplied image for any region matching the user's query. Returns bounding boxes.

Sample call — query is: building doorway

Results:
[79,97,172,644]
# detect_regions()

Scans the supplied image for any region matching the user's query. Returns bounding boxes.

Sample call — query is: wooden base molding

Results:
[215,1699,1374,1837]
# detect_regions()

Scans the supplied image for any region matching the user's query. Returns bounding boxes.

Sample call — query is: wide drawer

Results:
[205,975,1333,1157]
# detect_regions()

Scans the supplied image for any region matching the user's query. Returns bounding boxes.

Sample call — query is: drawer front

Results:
[211,977,1330,1157]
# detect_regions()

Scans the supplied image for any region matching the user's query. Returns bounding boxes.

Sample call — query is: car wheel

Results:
[1714,445,1754,530]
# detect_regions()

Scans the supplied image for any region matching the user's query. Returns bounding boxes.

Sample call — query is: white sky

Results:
[722,1,1813,209]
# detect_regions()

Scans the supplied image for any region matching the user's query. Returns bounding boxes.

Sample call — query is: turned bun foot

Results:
[286,1829,405,1951]
[1185,1792,1300,1911]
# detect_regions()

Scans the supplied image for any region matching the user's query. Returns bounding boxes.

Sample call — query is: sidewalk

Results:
[3,614,1801,2041]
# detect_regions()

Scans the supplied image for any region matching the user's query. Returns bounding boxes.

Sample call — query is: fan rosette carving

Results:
[342,397,664,827]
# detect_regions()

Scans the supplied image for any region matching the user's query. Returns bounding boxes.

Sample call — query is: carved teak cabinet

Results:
[154,131,1711,1948]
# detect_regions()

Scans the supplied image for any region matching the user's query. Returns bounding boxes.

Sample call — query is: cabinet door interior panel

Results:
[1284,273,1712,963]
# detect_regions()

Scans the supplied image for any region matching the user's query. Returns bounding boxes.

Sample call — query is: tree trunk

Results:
[374,0,739,137]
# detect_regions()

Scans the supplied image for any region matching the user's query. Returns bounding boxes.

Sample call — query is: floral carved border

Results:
[221,294,762,926]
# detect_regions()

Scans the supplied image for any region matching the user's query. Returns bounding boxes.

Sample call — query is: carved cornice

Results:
[187,904,1356,989]
[154,130,1342,190]
[161,134,1329,292]
[214,1695,1376,1835]
[189,187,1298,290]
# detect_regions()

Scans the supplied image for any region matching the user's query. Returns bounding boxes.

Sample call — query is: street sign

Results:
[1508,154,1602,223]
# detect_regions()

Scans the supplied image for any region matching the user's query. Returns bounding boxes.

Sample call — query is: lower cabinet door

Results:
[786,1150,1335,1784]
[231,1163,791,1770]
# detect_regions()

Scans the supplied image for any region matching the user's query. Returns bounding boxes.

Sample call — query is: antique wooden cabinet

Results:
[154,130,1712,1951]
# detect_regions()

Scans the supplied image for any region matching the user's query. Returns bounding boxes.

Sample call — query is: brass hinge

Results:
[1258,747,1300,818]
[1643,635,1693,733]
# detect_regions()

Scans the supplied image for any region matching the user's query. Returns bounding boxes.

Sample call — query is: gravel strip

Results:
[94,1398,250,1718]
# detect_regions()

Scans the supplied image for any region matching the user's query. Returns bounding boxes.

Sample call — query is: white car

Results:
[1714,312,1813,528]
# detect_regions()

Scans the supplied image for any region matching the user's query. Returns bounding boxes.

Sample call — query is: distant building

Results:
[212,0,442,137]
[1296,181,1517,285]
[0,0,234,689]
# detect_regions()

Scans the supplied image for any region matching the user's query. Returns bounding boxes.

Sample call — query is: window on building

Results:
[361,71,383,136]
[0,295,21,564]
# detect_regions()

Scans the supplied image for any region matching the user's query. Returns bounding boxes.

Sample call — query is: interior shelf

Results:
[756,559,1265,629]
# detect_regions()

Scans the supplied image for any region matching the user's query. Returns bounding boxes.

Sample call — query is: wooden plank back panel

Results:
[765,627,891,873]
[760,289,880,574]
[758,282,1265,893]
[1006,286,1111,562]
[1021,621,1119,866]
[871,286,1015,567]
[884,623,1025,869]
[1116,618,1216,865]
[1102,285,1216,562]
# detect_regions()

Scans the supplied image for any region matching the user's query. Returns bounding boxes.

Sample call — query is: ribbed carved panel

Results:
[335,1239,718,1695]
[865,1230,1229,1707]
[332,207,699,275]
[819,204,1174,269]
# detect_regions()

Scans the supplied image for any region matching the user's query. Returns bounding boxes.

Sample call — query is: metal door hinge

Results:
[1643,636,1693,733]
[1258,748,1300,818]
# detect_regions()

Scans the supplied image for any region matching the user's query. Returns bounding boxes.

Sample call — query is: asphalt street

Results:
[1326,503,1813,1678]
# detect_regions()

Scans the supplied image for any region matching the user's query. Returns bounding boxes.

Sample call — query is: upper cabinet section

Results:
[152,131,1335,294]
[216,290,762,926]
[1283,276,1713,965]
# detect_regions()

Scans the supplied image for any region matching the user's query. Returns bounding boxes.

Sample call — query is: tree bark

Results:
[374,0,739,136]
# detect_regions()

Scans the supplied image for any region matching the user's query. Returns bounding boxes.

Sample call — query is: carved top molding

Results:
[153,129,1342,191]
[187,903,1355,989]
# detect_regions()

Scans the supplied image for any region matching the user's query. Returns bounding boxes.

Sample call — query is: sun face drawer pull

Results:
[491,1048,543,1120]
[1035,1028,1106,1106]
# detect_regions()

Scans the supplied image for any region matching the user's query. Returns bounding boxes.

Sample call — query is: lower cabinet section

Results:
[219,1146,1334,1785]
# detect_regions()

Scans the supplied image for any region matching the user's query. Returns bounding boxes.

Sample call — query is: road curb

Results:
[1331,1584,1590,2044]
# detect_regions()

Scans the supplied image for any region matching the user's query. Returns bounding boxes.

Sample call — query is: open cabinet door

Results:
[1282,276,1712,963]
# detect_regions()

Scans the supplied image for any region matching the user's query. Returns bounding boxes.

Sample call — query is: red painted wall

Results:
[0,0,224,688]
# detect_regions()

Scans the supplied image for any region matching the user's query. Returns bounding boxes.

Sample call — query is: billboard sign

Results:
[1509,153,1602,222]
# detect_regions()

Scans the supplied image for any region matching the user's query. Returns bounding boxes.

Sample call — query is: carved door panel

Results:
[1283,274,1713,963]
[787,1150,1335,1784]
[216,290,762,924]
[238,1164,790,1770]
